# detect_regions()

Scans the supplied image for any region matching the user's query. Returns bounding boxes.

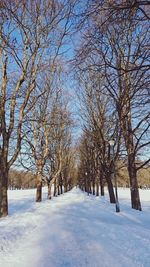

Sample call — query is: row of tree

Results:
[0,0,77,217]
[75,0,150,211]
[8,169,36,189]
[0,0,150,218]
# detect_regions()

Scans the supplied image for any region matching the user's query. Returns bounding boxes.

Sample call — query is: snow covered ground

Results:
[0,187,150,267]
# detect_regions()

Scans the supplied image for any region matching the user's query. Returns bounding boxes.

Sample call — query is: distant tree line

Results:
[9,170,36,189]
[8,167,77,193]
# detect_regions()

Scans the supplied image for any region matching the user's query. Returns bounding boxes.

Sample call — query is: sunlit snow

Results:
[0,187,150,267]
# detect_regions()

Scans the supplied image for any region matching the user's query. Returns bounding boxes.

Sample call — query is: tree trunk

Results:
[1,177,8,216]
[92,180,95,195]
[85,175,88,193]
[89,183,92,194]
[128,156,142,210]
[0,159,9,217]
[105,173,116,203]
[36,173,42,202]
[60,184,63,194]
[53,179,57,196]
[86,179,90,195]
[59,173,63,194]
[96,180,99,196]
[100,183,105,196]
[47,182,52,199]
[100,171,105,196]
[122,113,142,211]
[64,177,68,192]
[0,175,2,217]
[57,185,60,195]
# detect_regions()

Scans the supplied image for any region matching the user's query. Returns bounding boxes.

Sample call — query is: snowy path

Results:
[0,188,150,267]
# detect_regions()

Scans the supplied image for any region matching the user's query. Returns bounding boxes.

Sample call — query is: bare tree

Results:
[74,1,150,210]
[76,72,123,203]
[0,0,75,217]
[45,95,73,199]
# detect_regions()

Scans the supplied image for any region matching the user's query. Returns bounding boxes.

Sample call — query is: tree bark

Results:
[96,180,99,196]
[60,184,63,194]
[128,155,142,210]
[105,172,116,203]
[59,173,63,194]
[122,113,142,211]
[47,182,52,199]
[57,185,60,195]
[100,183,105,196]
[92,179,95,195]
[0,160,8,217]
[64,177,68,193]
[0,173,2,217]
[36,172,42,202]
[53,179,57,196]
[100,172,105,196]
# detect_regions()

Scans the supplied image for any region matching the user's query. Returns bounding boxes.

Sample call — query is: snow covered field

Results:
[0,187,150,267]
